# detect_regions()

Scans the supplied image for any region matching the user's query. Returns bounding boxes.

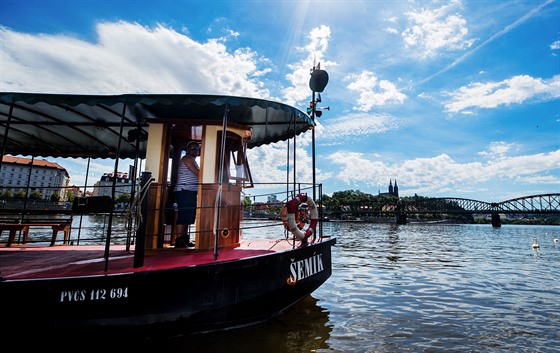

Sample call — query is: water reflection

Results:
[141,295,332,353]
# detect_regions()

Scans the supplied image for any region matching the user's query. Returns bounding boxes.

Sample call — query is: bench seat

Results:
[0,222,72,247]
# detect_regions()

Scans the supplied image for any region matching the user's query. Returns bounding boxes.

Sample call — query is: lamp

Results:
[309,69,329,93]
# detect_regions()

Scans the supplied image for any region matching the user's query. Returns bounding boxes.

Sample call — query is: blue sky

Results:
[1,0,558,203]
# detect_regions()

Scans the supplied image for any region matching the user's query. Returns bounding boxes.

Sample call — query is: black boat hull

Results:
[2,238,335,336]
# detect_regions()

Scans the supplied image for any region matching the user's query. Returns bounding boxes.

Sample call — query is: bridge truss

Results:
[413,193,560,214]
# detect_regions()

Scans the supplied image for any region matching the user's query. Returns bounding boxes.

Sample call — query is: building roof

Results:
[1,155,68,173]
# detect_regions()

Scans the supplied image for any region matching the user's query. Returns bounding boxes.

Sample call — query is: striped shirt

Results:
[175,156,198,192]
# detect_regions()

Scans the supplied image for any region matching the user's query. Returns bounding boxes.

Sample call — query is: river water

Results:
[24,219,560,352]
[153,222,560,353]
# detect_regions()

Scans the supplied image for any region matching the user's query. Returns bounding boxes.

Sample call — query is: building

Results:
[378,179,399,197]
[67,185,84,199]
[0,155,70,201]
[92,170,134,199]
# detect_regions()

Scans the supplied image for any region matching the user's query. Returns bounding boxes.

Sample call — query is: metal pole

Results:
[76,158,91,245]
[134,172,151,268]
[312,90,316,201]
[104,103,127,270]
[0,103,15,170]
[214,104,229,260]
[21,156,34,223]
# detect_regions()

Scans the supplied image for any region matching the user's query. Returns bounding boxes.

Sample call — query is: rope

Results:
[125,177,154,232]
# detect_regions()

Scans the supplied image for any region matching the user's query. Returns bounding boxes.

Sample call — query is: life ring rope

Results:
[283,193,319,241]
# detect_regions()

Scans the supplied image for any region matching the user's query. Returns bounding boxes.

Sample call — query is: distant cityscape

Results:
[1,156,557,226]
[0,156,134,202]
[1,156,401,204]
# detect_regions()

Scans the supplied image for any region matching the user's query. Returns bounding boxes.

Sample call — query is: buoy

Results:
[554,238,559,244]
[532,238,540,249]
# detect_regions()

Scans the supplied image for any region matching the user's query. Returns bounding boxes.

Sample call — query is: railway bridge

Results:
[328,193,560,227]
[407,193,560,227]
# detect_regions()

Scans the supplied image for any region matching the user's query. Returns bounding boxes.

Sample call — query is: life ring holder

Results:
[282,193,319,241]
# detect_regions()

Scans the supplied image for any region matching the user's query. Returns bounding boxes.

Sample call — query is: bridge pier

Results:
[491,213,501,228]
[396,213,407,225]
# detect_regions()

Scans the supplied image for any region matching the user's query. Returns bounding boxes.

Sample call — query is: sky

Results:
[1,0,559,203]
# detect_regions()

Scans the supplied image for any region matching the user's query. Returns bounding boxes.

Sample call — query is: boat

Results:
[0,91,336,338]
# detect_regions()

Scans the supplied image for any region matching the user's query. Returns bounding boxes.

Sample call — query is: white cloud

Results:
[551,40,560,50]
[326,149,560,197]
[401,1,475,59]
[478,141,521,159]
[318,112,400,144]
[444,75,560,114]
[413,0,552,87]
[226,29,240,38]
[385,27,398,34]
[246,141,322,194]
[346,70,406,111]
[518,174,559,184]
[0,22,270,97]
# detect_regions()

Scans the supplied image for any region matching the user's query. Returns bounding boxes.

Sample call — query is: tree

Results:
[243,196,252,207]
[30,191,42,200]
[50,193,61,202]
[0,190,13,199]
[116,193,131,204]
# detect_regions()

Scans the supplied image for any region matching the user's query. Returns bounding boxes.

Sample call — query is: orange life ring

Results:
[284,193,318,241]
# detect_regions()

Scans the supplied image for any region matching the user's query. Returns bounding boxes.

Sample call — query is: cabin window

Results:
[191,125,203,141]
[217,132,253,187]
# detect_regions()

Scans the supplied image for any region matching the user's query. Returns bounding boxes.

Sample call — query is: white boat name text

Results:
[60,287,129,303]
[289,253,324,283]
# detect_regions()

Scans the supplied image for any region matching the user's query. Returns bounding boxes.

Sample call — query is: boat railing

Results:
[0,180,325,247]
[151,180,324,246]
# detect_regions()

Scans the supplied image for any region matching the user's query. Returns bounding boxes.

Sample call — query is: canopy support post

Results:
[104,104,127,271]
[214,104,229,260]
[0,103,14,170]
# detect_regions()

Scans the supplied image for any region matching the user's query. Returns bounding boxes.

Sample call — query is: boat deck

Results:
[0,238,301,280]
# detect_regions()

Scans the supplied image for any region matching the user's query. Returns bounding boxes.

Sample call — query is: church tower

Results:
[378,179,401,198]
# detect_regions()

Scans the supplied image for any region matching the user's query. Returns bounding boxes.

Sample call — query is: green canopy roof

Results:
[0,93,313,159]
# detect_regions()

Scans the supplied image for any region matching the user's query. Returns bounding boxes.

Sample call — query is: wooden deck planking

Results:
[0,239,297,280]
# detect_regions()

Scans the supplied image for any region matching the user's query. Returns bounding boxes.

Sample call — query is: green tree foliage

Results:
[116,193,131,203]
[30,191,42,200]
[1,190,14,199]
